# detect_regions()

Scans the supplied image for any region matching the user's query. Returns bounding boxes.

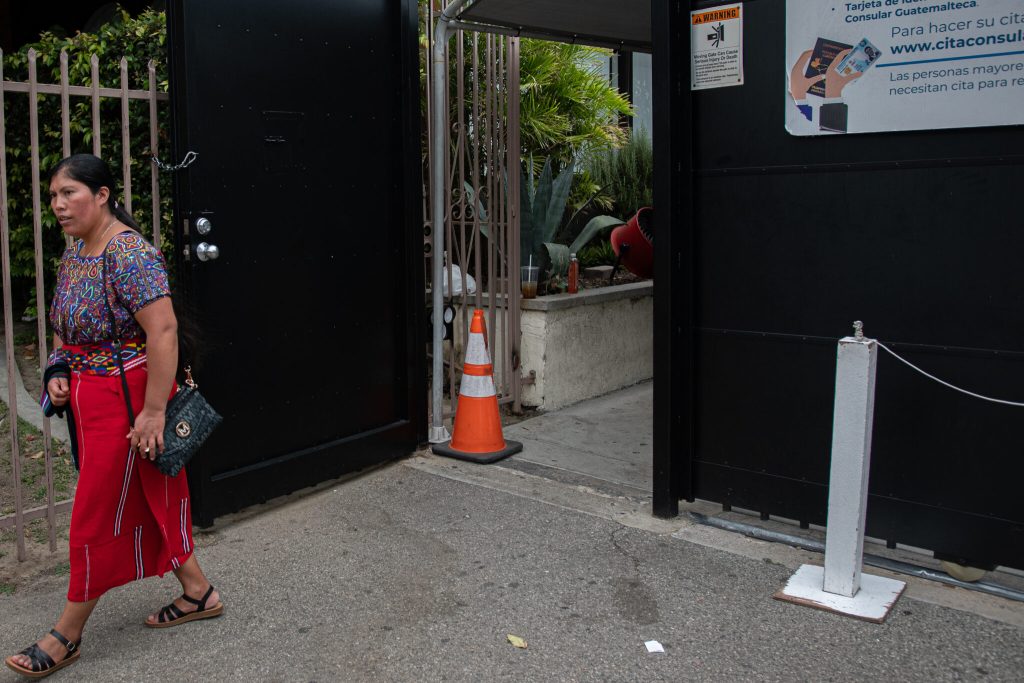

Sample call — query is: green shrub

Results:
[518,40,632,169]
[2,8,170,316]
[577,239,616,269]
[584,127,653,220]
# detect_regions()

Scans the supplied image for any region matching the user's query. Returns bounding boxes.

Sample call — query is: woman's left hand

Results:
[129,408,166,459]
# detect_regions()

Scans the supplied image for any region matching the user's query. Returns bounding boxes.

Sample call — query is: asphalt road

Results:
[2,458,1022,682]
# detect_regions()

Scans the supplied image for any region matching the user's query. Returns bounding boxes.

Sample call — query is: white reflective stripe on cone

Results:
[459,373,496,398]
[464,332,491,366]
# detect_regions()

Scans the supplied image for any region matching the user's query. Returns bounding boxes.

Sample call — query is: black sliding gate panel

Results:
[662,1,1024,569]
[167,0,425,525]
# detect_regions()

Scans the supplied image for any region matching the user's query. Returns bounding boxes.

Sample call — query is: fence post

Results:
[774,322,906,622]
[822,323,876,597]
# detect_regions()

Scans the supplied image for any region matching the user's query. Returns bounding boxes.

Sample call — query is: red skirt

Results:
[66,359,194,602]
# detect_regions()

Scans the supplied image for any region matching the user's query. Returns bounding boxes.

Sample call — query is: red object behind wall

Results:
[610,207,654,278]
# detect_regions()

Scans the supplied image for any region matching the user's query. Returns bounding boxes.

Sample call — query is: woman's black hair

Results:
[49,153,204,372]
[48,153,141,231]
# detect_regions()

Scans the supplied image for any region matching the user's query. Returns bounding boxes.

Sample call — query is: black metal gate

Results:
[167,0,425,525]
[654,0,1024,570]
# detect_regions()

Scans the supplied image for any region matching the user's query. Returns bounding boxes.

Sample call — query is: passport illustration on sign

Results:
[804,37,852,98]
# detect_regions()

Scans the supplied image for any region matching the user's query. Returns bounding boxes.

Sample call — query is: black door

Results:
[167,0,425,525]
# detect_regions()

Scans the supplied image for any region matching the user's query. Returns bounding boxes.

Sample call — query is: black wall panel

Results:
[675,0,1024,568]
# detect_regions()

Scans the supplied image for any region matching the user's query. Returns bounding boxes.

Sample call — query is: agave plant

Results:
[464,157,625,289]
[520,157,574,271]
[543,216,623,279]
[520,158,624,282]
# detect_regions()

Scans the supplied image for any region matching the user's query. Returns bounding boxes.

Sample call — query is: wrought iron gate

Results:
[422,3,523,427]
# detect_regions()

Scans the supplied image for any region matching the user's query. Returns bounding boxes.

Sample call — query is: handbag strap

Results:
[100,242,136,428]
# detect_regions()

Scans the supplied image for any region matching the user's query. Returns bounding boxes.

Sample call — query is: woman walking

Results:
[5,154,223,678]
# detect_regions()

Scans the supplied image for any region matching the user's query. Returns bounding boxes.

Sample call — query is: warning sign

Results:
[692,6,740,25]
[691,3,744,91]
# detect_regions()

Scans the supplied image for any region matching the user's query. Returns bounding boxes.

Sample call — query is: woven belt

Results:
[63,339,147,376]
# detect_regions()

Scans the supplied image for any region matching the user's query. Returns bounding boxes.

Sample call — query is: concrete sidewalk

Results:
[1,387,1023,681]
[0,336,70,445]
[501,382,654,495]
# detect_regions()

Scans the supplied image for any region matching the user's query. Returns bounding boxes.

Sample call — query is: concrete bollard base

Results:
[774,564,906,623]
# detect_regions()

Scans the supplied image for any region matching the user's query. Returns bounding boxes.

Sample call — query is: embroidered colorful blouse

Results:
[47,231,170,373]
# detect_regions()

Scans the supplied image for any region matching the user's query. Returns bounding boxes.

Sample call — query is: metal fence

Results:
[0,48,168,561]
[423,5,524,425]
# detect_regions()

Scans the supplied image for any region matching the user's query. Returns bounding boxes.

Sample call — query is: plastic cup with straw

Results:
[521,255,538,299]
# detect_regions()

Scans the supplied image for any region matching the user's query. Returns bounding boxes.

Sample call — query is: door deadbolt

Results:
[196,242,220,262]
[195,217,212,235]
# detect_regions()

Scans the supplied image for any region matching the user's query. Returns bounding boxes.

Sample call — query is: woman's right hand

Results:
[48,376,70,407]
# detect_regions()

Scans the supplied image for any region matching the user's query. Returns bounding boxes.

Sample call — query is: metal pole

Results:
[775,322,905,622]
[430,0,472,443]
[822,321,877,597]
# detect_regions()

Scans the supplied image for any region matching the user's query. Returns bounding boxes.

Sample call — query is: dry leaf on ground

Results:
[506,634,527,649]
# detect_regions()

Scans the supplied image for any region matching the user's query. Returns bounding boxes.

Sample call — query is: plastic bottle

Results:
[568,252,579,294]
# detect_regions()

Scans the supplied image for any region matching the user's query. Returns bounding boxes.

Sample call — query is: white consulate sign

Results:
[786,0,1024,135]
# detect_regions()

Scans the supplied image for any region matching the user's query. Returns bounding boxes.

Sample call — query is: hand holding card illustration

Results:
[787,37,875,134]
[789,49,826,100]
[825,48,864,98]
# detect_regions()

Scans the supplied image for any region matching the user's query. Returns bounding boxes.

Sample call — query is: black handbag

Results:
[149,367,222,477]
[102,246,222,477]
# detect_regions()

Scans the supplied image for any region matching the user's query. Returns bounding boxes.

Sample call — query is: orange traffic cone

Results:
[432,309,523,464]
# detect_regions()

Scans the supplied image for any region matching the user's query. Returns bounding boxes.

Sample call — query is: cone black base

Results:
[432,439,523,464]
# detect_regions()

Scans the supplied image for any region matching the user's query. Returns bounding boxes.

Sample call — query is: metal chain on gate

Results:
[150,151,198,173]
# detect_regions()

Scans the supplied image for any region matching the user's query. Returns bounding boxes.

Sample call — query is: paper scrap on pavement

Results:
[645,640,665,653]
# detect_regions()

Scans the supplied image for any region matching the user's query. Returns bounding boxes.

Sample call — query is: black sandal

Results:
[145,584,224,628]
[4,629,81,679]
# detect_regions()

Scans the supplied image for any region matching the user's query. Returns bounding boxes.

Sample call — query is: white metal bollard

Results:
[822,323,877,597]
[774,322,906,622]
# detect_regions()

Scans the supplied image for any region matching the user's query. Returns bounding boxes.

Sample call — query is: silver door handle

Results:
[196,242,220,262]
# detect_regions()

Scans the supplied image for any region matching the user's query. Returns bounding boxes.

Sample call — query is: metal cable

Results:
[688,512,1024,603]
[877,341,1024,408]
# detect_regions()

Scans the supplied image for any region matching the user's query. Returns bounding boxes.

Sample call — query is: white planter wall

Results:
[520,281,653,411]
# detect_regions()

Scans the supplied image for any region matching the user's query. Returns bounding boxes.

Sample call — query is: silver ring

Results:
[144,448,151,453]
